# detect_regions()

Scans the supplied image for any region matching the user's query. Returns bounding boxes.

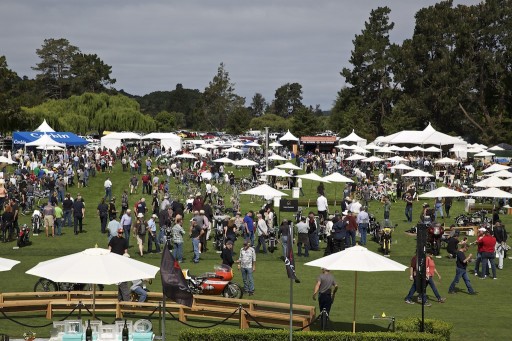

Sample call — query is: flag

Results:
[284,224,300,283]
[161,242,193,307]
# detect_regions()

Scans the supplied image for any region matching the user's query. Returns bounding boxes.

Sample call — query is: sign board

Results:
[280,199,298,212]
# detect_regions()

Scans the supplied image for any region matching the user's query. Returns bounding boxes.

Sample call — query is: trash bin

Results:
[274,196,281,208]
[292,187,299,199]
[465,199,475,213]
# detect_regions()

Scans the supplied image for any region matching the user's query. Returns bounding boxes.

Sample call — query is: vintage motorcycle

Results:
[182,265,243,299]
[34,278,104,292]
[17,224,31,247]
[455,210,491,228]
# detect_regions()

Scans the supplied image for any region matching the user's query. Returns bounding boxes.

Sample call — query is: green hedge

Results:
[396,318,452,341]
[178,329,445,341]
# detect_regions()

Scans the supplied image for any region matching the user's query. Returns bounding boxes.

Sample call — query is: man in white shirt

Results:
[104,177,113,201]
[297,177,304,196]
[317,193,328,222]
[204,181,213,204]
[349,199,362,214]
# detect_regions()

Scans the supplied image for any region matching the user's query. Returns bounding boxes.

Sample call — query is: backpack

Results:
[138,221,147,235]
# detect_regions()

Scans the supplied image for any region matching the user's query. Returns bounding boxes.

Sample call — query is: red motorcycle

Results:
[182,265,243,299]
[427,224,444,256]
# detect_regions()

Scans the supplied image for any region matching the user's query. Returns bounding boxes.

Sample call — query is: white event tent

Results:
[34,119,55,133]
[142,132,182,152]
[375,123,465,147]
[100,132,141,150]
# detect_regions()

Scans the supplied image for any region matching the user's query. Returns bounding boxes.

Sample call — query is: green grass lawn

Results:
[0,163,510,340]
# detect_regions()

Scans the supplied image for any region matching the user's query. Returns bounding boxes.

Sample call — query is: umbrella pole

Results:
[93,284,96,319]
[352,271,358,333]
[162,298,166,341]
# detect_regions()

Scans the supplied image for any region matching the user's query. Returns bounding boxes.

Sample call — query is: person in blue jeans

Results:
[448,243,476,295]
[190,219,203,263]
[243,211,255,246]
[130,280,147,302]
[404,254,429,306]
[237,239,256,295]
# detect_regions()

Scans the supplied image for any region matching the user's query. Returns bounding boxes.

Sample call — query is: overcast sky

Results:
[0,0,480,110]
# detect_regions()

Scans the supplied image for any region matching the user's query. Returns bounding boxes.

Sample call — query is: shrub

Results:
[178,328,445,341]
[396,318,452,341]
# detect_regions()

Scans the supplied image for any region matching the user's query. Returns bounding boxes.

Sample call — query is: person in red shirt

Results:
[141,173,151,194]
[192,192,204,212]
[343,210,358,247]
[477,229,497,279]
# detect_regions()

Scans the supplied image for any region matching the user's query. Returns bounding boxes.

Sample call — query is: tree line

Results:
[1,0,511,143]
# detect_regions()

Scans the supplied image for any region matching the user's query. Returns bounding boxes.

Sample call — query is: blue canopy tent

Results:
[12,132,88,148]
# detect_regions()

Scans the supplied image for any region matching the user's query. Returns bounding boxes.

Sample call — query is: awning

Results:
[13,132,88,146]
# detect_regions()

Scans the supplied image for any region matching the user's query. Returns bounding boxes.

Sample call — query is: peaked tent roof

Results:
[25,134,66,147]
[279,130,299,142]
[375,123,463,146]
[339,129,365,142]
[34,119,55,133]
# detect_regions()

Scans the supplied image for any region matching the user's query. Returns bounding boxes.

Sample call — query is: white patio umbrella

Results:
[245,141,261,148]
[434,157,459,164]
[268,154,288,161]
[323,172,354,205]
[470,187,512,199]
[26,248,160,316]
[0,257,20,271]
[375,146,395,154]
[335,143,353,150]
[233,158,258,167]
[418,187,467,198]
[474,176,511,188]
[200,143,217,149]
[0,155,16,165]
[361,156,384,163]
[296,173,331,183]
[190,147,209,155]
[485,169,512,178]
[305,246,407,333]
[474,150,495,157]
[387,155,408,162]
[423,146,442,153]
[224,147,243,153]
[351,146,370,154]
[345,154,366,161]
[269,142,283,148]
[409,146,424,152]
[212,157,234,164]
[482,164,510,174]
[231,141,244,147]
[261,168,291,177]
[488,145,504,151]
[175,153,197,159]
[402,169,434,178]
[241,184,288,197]
[389,164,414,171]
[276,162,301,170]
[364,143,380,150]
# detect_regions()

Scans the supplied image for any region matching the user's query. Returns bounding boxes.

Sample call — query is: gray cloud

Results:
[0,0,480,109]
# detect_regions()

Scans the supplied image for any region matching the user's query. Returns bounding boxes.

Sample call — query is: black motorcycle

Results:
[368,214,381,242]
[455,210,491,227]
[267,227,278,253]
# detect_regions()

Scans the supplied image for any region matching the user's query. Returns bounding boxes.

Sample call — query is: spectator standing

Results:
[171,215,185,262]
[343,210,357,247]
[296,217,310,257]
[312,268,338,319]
[42,201,55,237]
[404,193,413,223]
[190,219,203,263]
[147,214,160,253]
[72,194,85,235]
[54,203,63,236]
[356,207,370,246]
[254,213,268,254]
[316,192,328,222]
[97,198,109,234]
[308,212,320,251]
[237,239,256,296]
[62,193,73,227]
[494,222,508,269]
[120,209,133,246]
[221,240,235,267]
[243,211,255,246]
[107,217,121,242]
[104,177,113,201]
[134,213,147,257]
[478,229,497,279]
[108,227,128,255]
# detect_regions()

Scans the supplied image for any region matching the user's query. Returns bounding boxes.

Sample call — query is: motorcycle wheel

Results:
[223,283,243,299]
[34,278,58,292]
[17,236,22,248]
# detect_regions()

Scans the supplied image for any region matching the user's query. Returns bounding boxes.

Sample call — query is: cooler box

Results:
[292,187,299,198]
[62,334,83,341]
[133,333,153,341]
[464,199,475,213]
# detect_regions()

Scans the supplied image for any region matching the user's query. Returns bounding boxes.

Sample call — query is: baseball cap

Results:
[478,227,486,232]
[152,214,158,218]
